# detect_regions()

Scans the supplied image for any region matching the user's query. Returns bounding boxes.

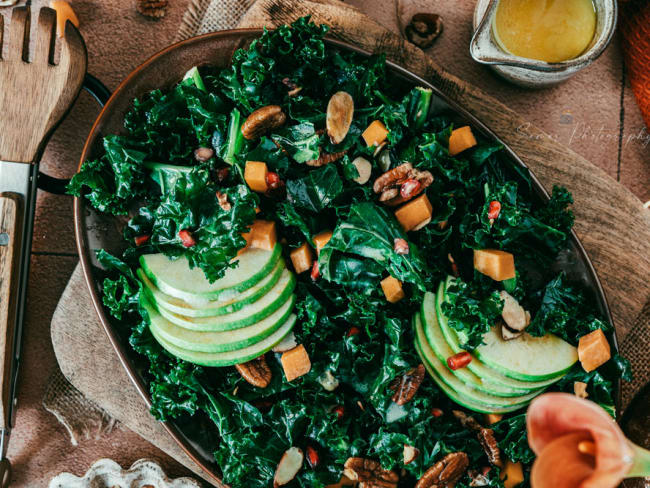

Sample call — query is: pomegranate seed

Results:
[347,326,361,337]
[216,167,230,182]
[134,234,150,246]
[481,466,492,476]
[451,262,460,277]
[306,446,320,468]
[266,171,281,190]
[487,201,501,220]
[447,351,472,370]
[393,238,410,255]
[400,178,422,199]
[310,260,320,281]
[178,229,196,248]
[332,405,345,419]
[431,408,444,417]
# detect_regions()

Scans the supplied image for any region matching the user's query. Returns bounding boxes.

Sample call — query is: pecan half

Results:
[477,428,503,468]
[235,355,271,388]
[405,13,443,50]
[343,457,399,488]
[389,364,425,405]
[373,163,414,193]
[415,452,469,488]
[241,105,286,140]
[374,163,433,206]
[452,410,483,431]
[305,149,347,167]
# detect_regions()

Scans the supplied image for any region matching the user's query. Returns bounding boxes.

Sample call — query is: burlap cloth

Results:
[46,0,650,483]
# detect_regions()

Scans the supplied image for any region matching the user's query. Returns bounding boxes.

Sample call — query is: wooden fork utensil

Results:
[0,6,87,486]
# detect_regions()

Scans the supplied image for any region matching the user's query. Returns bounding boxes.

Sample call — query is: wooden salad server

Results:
[0,6,87,485]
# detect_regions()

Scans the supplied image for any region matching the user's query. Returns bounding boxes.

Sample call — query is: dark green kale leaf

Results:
[526,273,612,343]
[442,275,504,350]
[271,122,321,164]
[286,164,344,213]
[123,167,258,282]
[67,135,148,215]
[319,202,426,290]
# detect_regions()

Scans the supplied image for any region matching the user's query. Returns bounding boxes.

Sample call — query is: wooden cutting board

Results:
[51,0,650,485]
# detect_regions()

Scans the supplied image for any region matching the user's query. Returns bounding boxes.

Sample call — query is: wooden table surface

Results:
[1,0,648,486]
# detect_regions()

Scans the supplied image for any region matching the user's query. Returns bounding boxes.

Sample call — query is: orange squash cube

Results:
[473,249,516,281]
[578,329,611,372]
[281,344,312,382]
[381,276,405,303]
[484,413,503,425]
[500,461,524,488]
[362,120,389,147]
[312,230,333,254]
[248,220,277,251]
[50,0,80,37]
[394,195,433,232]
[244,161,269,193]
[290,243,313,274]
[449,126,477,156]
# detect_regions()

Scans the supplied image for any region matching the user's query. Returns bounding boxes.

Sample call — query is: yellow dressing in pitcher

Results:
[494,0,597,63]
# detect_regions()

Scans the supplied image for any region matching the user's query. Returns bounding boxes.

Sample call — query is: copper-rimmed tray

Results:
[73,29,620,486]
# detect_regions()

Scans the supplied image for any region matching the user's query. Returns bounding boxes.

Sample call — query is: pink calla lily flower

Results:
[527,393,650,488]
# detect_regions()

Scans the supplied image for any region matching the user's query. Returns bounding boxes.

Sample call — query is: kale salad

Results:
[69,18,630,488]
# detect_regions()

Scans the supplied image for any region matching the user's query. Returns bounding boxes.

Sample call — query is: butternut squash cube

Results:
[50,0,80,38]
[281,344,312,382]
[473,249,516,281]
[484,413,503,425]
[244,161,269,193]
[449,126,477,156]
[237,228,254,255]
[381,276,405,303]
[290,242,313,274]
[500,460,524,488]
[312,230,333,254]
[578,329,611,372]
[362,120,389,147]
[394,195,433,232]
[249,220,277,251]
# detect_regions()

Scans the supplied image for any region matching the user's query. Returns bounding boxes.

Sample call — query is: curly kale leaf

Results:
[526,273,612,343]
[67,135,148,215]
[442,276,504,350]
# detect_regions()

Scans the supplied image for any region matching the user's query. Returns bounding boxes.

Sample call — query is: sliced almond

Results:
[272,331,298,353]
[274,447,304,487]
[412,217,432,231]
[501,324,522,341]
[499,291,528,332]
[404,444,420,465]
[351,157,372,184]
[326,91,354,145]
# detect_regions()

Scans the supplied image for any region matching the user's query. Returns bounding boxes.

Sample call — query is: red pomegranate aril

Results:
[266,171,281,190]
[306,446,320,468]
[178,229,196,248]
[332,405,345,419]
[487,200,501,220]
[393,238,410,255]
[253,400,273,412]
[447,351,472,370]
[400,178,421,199]
[134,234,150,246]
[217,167,230,182]
[347,326,361,337]
[431,408,444,418]
[310,260,320,281]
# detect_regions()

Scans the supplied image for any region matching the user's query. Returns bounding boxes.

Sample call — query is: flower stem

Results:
[626,442,650,478]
